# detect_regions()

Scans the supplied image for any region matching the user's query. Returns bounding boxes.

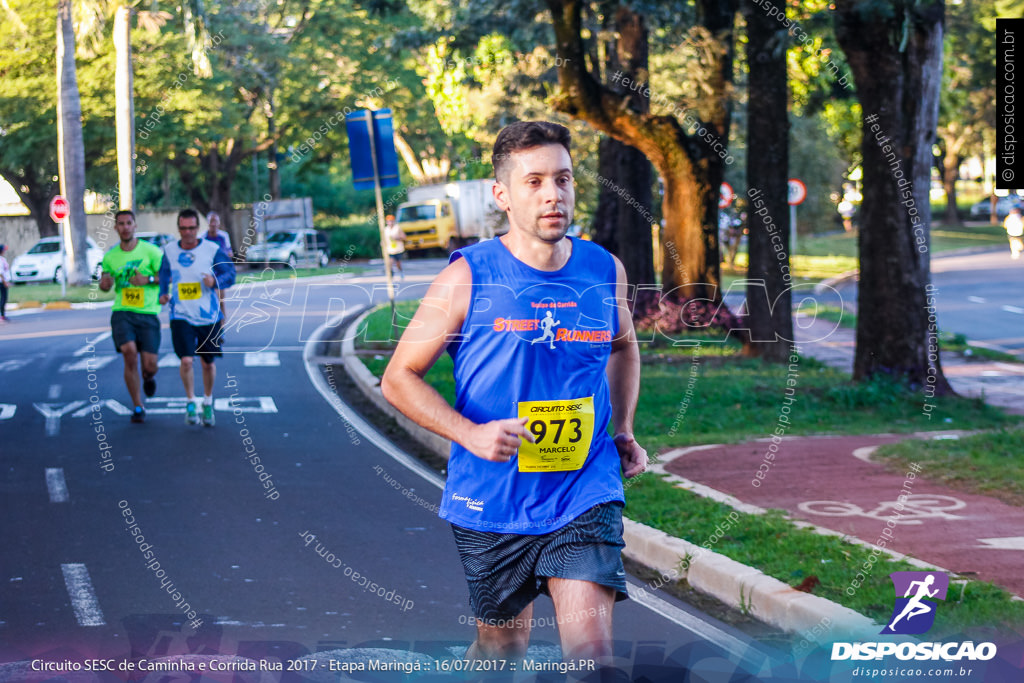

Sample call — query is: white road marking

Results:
[0,404,15,420]
[71,399,131,417]
[60,563,105,626]
[213,396,278,413]
[0,359,32,372]
[73,331,111,356]
[1002,305,1024,315]
[967,296,987,304]
[627,579,769,665]
[158,353,181,368]
[46,468,69,503]
[244,351,281,366]
[122,396,279,415]
[977,537,1024,550]
[48,384,61,400]
[33,402,86,436]
[59,356,116,373]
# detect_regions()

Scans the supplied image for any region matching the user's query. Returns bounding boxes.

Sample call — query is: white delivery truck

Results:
[395,179,506,253]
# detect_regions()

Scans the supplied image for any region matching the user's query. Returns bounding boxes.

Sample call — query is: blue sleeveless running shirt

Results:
[441,236,624,534]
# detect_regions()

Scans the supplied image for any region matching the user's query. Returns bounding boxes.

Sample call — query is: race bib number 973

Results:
[178,282,201,300]
[517,396,595,472]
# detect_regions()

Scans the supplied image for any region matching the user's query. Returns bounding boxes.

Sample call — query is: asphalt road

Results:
[827,248,1024,358]
[0,264,795,682]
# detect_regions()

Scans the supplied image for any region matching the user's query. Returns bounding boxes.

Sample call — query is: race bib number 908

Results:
[178,282,202,300]
[517,396,595,472]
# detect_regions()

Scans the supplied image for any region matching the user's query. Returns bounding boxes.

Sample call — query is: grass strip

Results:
[626,474,1024,639]
[7,262,373,307]
[873,428,1024,507]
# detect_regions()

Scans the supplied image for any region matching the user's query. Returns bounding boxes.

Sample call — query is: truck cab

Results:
[395,200,455,251]
[395,179,504,254]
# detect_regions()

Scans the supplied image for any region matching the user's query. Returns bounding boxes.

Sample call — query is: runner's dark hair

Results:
[492,121,572,184]
[114,209,135,221]
[177,208,200,225]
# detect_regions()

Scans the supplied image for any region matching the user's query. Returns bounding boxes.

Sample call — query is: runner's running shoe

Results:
[143,375,157,397]
[131,406,145,423]
[185,401,200,425]
[202,403,215,427]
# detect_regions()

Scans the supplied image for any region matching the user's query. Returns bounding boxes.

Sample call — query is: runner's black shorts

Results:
[170,319,223,363]
[110,310,161,354]
[451,501,628,624]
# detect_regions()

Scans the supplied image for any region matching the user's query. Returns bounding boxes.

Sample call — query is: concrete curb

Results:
[336,306,880,640]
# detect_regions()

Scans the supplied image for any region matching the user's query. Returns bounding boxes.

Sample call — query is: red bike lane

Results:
[661,435,1024,597]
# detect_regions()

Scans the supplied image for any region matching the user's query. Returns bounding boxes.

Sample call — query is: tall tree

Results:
[934,0,1000,226]
[114,5,135,211]
[57,0,90,284]
[592,6,655,288]
[545,0,738,301]
[834,0,952,391]
[743,0,792,360]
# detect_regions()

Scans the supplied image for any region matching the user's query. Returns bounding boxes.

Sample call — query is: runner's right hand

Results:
[464,417,534,463]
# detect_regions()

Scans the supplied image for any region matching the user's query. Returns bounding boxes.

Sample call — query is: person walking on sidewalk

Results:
[159,209,236,426]
[98,211,164,423]
[0,244,10,322]
[382,120,647,666]
[1004,207,1023,260]
[385,215,406,281]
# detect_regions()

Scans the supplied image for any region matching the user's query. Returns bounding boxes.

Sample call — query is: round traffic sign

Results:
[49,195,70,222]
[719,182,735,209]
[788,179,807,206]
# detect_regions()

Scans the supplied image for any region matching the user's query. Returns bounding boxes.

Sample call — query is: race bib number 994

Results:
[178,282,201,300]
[121,287,144,308]
[517,396,595,472]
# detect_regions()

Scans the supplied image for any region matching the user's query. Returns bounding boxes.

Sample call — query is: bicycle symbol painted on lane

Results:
[797,495,966,525]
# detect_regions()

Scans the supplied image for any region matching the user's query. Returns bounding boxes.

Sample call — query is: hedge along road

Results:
[0,266,791,679]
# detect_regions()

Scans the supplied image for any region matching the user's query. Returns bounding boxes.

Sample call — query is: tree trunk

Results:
[172,143,244,248]
[835,0,953,394]
[545,0,734,300]
[115,6,136,212]
[56,0,90,285]
[743,0,793,361]
[591,6,655,287]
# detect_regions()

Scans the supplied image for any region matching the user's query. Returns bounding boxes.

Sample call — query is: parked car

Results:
[969,195,1022,220]
[10,236,103,284]
[244,229,329,268]
[137,231,173,249]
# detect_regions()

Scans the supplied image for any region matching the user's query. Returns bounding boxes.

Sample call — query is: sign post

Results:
[346,109,401,332]
[787,179,807,257]
[49,196,71,297]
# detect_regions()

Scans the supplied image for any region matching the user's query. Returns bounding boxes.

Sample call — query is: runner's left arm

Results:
[158,253,171,304]
[606,256,647,479]
[212,248,236,289]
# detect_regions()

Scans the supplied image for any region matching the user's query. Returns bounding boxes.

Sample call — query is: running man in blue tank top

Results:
[382,121,647,667]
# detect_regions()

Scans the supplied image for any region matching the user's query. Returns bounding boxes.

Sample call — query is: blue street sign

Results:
[346,109,400,190]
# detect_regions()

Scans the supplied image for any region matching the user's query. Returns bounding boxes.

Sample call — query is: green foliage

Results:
[322,222,382,260]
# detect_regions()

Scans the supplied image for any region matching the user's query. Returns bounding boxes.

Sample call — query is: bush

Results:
[321,222,382,260]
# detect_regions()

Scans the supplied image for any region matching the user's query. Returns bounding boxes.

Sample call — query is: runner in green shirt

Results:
[99,210,165,422]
